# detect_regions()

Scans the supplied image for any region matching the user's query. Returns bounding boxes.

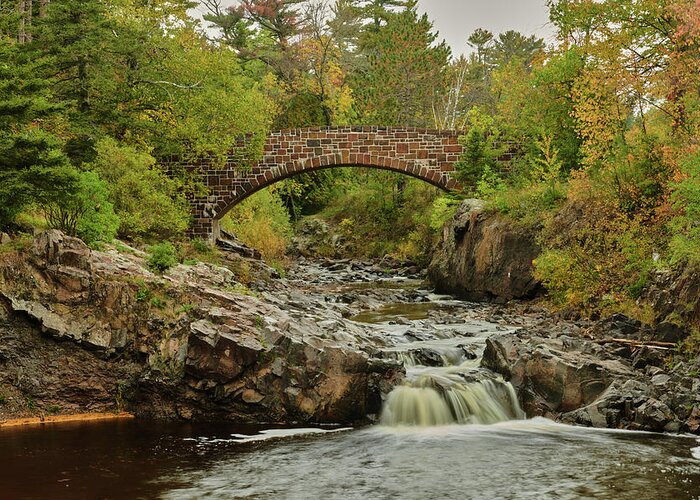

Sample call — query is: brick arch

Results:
[214,153,456,222]
[184,127,464,240]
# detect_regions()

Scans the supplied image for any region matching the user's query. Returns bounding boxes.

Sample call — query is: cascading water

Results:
[380,370,525,426]
[345,283,526,428]
[380,334,525,427]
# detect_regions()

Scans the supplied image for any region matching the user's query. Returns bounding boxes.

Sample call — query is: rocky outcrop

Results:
[0,231,402,424]
[482,329,700,433]
[292,218,351,259]
[643,267,700,332]
[428,200,541,302]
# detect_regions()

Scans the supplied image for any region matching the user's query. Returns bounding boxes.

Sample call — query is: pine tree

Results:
[352,0,450,126]
[0,36,76,228]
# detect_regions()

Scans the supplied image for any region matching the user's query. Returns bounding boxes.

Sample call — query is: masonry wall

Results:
[186,127,464,240]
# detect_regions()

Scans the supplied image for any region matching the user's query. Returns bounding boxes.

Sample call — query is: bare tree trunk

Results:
[39,0,48,17]
[18,0,26,43]
[25,0,32,41]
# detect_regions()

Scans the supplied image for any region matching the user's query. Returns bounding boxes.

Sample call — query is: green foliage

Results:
[528,49,584,172]
[150,296,166,309]
[274,92,328,129]
[456,128,492,187]
[610,134,671,215]
[678,328,700,361]
[192,239,211,254]
[429,197,460,231]
[455,109,506,190]
[136,285,152,302]
[29,1,271,160]
[668,151,700,267]
[87,138,190,240]
[221,189,293,261]
[0,130,78,228]
[176,304,195,315]
[352,1,450,126]
[487,30,545,69]
[277,170,343,219]
[147,242,179,274]
[254,315,265,329]
[43,170,119,244]
[0,37,77,229]
[477,135,566,226]
[534,195,658,315]
[527,134,566,206]
[0,234,32,257]
[475,165,506,200]
[314,168,444,264]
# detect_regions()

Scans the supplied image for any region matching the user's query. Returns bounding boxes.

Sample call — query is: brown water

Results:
[1,419,699,499]
[3,272,700,499]
[350,302,444,322]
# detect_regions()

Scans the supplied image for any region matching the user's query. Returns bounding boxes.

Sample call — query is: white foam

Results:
[183,427,351,446]
[692,440,700,460]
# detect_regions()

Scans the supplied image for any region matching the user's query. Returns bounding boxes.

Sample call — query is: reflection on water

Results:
[350,301,456,323]
[1,419,699,499]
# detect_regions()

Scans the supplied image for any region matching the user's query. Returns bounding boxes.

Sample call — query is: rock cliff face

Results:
[643,267,700,331]
[0,231,401,424]
[428,200,541,302]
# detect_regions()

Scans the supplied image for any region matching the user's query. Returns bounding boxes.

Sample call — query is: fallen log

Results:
[595,338,677,350]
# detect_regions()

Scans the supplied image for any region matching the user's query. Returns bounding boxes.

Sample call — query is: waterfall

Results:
[380,367,525,427]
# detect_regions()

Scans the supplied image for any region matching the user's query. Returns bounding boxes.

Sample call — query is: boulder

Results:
[483,330,698,433]
[3,296,128,351]
[643,268,700,330]
[594,313,641,339]
[653,321,687,343]
[428,200,541,302]
[482,333,630,415]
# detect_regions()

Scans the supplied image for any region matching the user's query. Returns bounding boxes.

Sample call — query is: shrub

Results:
[429,196,460,231]
[668,151,700,267]
[192,238,211,254]
[454,108,508,191]
[87,138,190,240]
[456,127,492,187]
[221,189,293,261]
[147,242,179,273]
[43,170,119,244]
[534,194,658,315]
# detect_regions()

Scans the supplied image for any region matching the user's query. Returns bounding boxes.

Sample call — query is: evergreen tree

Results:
[0,35,76,228]
[352,0,450,126]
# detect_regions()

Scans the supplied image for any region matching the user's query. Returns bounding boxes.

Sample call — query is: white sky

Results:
[192,0,557,56]
[416,0,556,55]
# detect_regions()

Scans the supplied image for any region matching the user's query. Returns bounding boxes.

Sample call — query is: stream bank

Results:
[0,230,698,435]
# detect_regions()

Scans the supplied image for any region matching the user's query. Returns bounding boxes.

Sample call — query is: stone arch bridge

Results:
[184,126,464,240]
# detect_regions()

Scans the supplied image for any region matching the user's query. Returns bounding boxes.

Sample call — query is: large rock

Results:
[483,332,631,416]
[428,200,541,302]
[643,267,700,331]
[482,330,700,433]
[0,231,403,425]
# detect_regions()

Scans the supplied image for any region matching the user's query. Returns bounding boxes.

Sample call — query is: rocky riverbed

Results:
[0,230,699,435]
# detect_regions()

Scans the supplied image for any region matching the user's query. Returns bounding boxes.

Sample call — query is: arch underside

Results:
[212,155,458,221]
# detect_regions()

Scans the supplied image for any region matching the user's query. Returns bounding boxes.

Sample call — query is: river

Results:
[1,262,699,499]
